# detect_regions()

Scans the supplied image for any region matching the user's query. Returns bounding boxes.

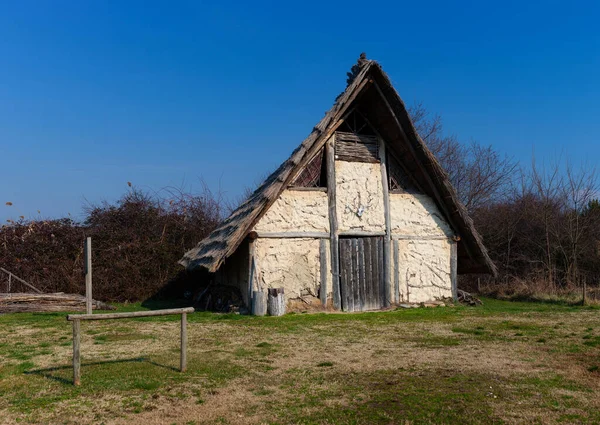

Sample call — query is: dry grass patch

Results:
[0,299,599,424]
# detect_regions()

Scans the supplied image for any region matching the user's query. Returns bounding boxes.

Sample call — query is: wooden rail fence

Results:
[0,268,42,293]
[66,307,194,385]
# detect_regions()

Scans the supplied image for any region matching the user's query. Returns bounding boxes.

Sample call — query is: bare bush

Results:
[0,185,222,302]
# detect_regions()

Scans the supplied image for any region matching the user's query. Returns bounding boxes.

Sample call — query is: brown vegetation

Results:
[1,98,598,304]
[411,103,600,298]
[0,186,221,302]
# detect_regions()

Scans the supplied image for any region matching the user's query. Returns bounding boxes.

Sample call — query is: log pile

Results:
[457,289,483,306]
[0,293,115,313]
[192,284,243,313]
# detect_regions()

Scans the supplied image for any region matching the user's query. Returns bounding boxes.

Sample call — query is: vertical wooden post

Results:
[247,239,255,311]
[379,138,392,307]
[393,239,400,303]
[450,241,458,302]
[84,237,92,315]
[319,239,328,306]
[7,272,11,293]
[251,290,267,316]
[73,319,81,386]
[180,312,187,372]
[267,288,286,316]
[582,277,587,306]
[326,137,341,310]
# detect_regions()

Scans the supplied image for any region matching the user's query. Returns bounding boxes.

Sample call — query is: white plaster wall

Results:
[335,161,385,233]
[390,193,453,237]
[253,190,329,233]
[253,238,322,299]
[396,239,452,303]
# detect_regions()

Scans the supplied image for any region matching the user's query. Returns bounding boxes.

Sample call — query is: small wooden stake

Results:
[73,319,81,386]
[84,237,92,315]
[252,290,267,316]
[267,288,286,316]
[583,277,587,306]
[180,312,187,372]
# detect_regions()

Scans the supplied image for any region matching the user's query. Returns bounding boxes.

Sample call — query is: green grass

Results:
[0,297,599,424]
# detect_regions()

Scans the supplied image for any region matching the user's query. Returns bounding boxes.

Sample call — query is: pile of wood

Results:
[0,293,115,313]
[192,284,243,312]
[457,289,483,306]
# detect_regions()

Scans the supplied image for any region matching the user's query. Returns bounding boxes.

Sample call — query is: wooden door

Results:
[339,237,384,311]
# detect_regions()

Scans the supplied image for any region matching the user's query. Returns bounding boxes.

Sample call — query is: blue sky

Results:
[1,1,599,221]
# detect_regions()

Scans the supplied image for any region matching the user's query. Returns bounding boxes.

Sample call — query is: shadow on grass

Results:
[25,357,179,385]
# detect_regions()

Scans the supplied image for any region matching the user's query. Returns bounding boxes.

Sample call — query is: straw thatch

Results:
[180,57,497,276]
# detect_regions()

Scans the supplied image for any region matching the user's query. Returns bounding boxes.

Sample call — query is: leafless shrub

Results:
[0,184,222,302]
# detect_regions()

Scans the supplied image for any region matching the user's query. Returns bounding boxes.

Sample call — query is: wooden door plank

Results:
[363,238,372,310]
[351,239,358,311]
[347,239,355,312]
[370,237,379,309]
[355,239,363,311]
[344,239,353,312]
[338,239,345,311]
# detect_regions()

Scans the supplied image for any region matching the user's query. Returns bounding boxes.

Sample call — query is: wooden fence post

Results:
[252,290,267,316]
[7,272,11,293]
[180,312,187,372]
[583,277,587,306]
[73,319,81,386]
[84,237,92,315]
[267,288,286,316]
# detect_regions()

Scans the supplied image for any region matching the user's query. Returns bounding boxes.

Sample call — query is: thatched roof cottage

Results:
[180,55,496,312]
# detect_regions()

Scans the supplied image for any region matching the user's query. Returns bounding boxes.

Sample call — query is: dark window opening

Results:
[290,148,327,188]
[337,109,377,136]
[388,153,418,193]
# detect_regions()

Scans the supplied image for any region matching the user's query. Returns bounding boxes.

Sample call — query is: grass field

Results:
[1,299,599,425]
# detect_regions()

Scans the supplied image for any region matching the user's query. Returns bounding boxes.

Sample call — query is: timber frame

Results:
[180,57,497,305]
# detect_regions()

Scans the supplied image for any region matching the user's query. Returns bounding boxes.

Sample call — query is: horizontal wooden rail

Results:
[67,307,194,385]
[67,307,195,321]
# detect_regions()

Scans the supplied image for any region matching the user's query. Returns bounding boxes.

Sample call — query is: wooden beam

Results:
[180,312,187,372]
[255,231,329,239]
[84,237,92,315]
[72,319,81,386]
[338,230,386,237]
[450,241,458,302]
[0,268,42,293]
[248,240,255,310]
[67,308,193,385]
[379,136,392,307]
[354,109,425,195]
[287,186,327,192]
[245,79,374,243]
[326,137,341,310]
[371,81,474,261]
[319,239,328,306]
[393,239,399,304]
[67,307,195,321]
[392,234,453,241]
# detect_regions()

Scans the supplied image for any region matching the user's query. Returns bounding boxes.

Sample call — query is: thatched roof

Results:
[180,58,497,276]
